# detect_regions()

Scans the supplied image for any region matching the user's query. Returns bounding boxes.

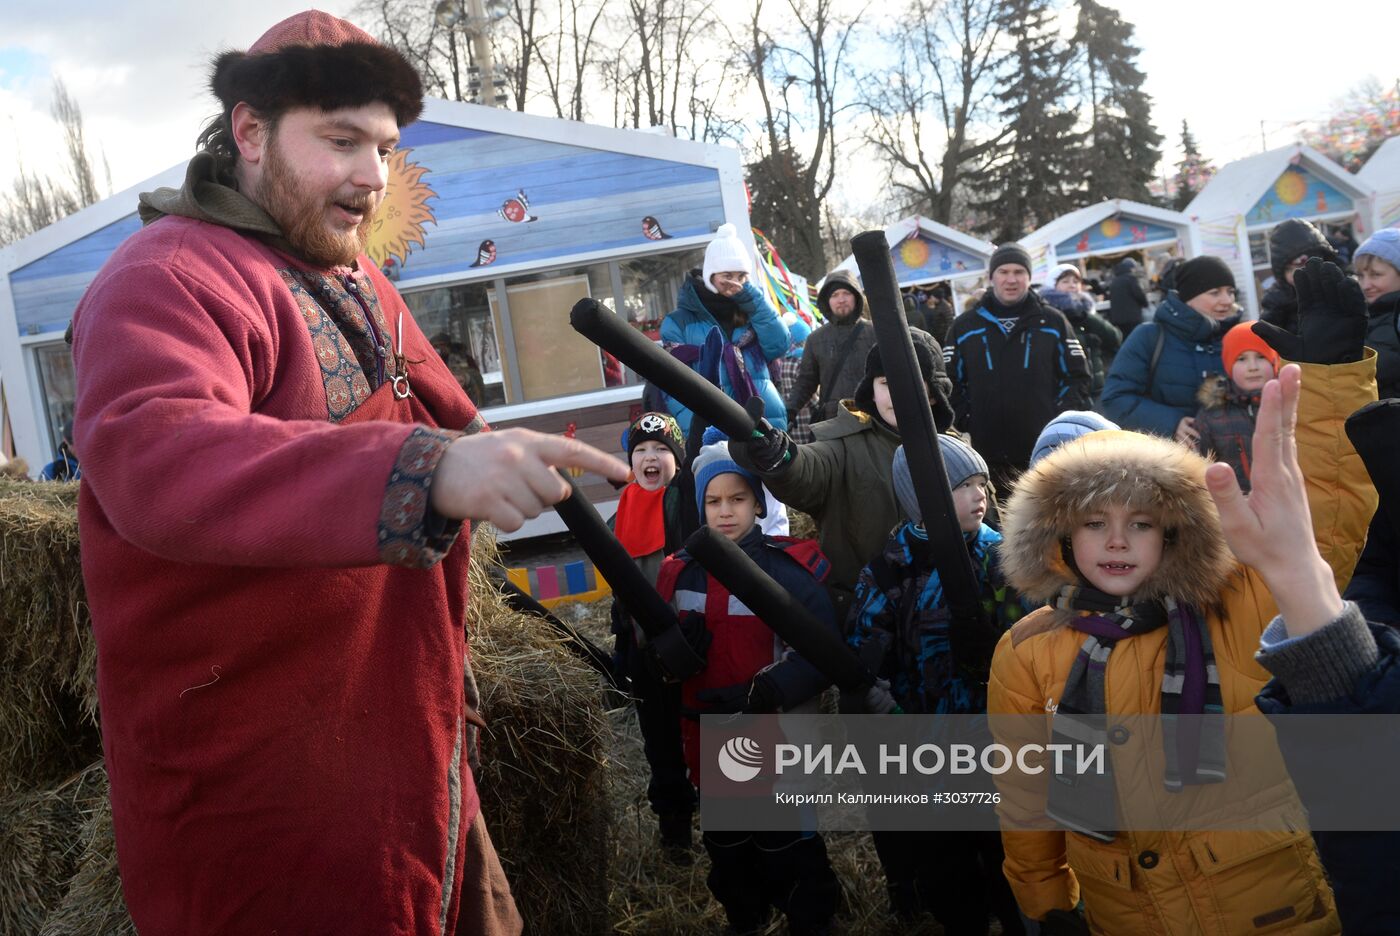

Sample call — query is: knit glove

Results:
[695,672,781,714]
[732,282,766,314]
[746,419,796,473]
[1040,908,1090,936]
[1253,258,1367,365]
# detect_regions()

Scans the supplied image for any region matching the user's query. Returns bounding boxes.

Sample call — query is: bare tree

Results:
[535,0,607,120]
[862,0,1009,226]
[741,0,866,277]
[0,78,105,246]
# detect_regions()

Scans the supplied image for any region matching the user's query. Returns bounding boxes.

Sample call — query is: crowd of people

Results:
[18,7,1400,935]
[608,214,1400,935]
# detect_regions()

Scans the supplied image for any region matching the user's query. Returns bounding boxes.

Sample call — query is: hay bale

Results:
[0,480,100,796]
[37,768,134,936]
[468,531,613,934]
[0,763,109,935]
[789,508,819,542]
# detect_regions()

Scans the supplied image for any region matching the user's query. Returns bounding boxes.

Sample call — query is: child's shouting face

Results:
[704,473,759,542]
[1231,350,1275,393]
[631,441,677,492]
[1070,505,1165,598]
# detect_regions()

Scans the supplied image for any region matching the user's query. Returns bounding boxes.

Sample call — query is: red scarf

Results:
[614,482,667,558]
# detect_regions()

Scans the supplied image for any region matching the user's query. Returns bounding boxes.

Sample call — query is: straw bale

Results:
[467,529,614,933]
[789,508,819,542]
[0,762,110,936]
[0,480,100,795]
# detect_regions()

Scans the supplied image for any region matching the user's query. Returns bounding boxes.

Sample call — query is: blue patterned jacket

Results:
[847,521,1025,714]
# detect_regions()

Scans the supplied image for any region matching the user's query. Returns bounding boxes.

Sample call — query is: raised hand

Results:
[1252,258,1367,365]
[1204,364,1343,635]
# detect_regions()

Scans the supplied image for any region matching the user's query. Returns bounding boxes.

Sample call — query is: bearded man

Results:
[786,269,876,423]
[68,11,625,935]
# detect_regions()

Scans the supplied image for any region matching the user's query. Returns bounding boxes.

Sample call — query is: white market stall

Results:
[826,215,995,310]
[1187,143,1375,317]
[0,98,752,537]
[1358,135,1400,231]
[1022,199,1200,297]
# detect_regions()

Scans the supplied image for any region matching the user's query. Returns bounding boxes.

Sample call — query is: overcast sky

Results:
[0,1,1392,217]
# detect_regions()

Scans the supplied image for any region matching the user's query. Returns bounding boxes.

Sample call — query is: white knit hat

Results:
[1045,262,1082,290]
[701,223,754,293]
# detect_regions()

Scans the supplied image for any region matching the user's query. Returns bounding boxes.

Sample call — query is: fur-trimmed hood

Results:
[1000,429,1236,611]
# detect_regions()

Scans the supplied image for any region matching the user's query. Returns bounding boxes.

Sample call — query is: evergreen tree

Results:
[970,0,1086,243]
[746,145,826,280]
[1171,120,1215,211]
[1074,0,1162,203]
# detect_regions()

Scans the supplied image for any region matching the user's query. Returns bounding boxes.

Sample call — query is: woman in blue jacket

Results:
[659,224,790,437]
[1101,256,1240,444]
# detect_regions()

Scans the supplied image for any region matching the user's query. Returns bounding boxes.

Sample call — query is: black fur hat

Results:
[210,11,423,127]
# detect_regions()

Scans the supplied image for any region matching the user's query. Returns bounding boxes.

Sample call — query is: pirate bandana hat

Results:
[624,412,685,462]
[211,10,424,127]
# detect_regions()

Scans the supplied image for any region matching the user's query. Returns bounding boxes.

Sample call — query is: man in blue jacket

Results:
[659,224,790,438]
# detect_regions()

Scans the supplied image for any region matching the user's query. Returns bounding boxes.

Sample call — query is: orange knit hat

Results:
[1222,322,1280,374]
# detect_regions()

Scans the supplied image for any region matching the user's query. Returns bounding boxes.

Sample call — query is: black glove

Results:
[677,612,712,660]
[1253,258,1367,365]
[1040,908,1090,936]
[696,672,781,714]
[746,419,795,473]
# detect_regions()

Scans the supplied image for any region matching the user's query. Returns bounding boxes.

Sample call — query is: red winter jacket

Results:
[71,215,486,936]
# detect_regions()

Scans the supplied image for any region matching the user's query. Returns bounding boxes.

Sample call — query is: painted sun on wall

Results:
[367,148,437,278]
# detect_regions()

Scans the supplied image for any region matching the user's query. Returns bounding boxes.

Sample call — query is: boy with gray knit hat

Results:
[846,433,1026,929]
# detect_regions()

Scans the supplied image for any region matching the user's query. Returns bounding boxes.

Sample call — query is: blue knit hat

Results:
[892,436,988,525]
[693,427,766,519]
[1030,410,1119,466]
[1356,228,1400,274]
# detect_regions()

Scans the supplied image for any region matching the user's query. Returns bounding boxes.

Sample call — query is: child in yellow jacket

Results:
[987,261,1376,935]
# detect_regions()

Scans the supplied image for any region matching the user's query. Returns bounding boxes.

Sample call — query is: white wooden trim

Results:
[481,384,643,423]
[1054,237,1182,263]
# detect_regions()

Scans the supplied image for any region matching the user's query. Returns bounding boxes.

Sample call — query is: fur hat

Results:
[693,427,766,519]
[210,11,424,128]
[852,327,955,432]
[624,411,684,462]
[701,224,753,293]
[1000,430,1236,610]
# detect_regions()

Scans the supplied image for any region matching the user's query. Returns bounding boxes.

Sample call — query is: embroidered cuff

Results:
[1255,602,1380,705]
[378,427,464,568]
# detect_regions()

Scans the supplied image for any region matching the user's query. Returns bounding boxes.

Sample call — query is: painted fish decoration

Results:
[470,239,497,267]
[498,190,538,223]
[642,216,672,240]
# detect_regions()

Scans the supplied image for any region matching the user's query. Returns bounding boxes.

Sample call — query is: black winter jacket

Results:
[1366,291,1400,399]
[1107,259,1148,329]
[945,291,1093,469]
[1041,288,1122,393]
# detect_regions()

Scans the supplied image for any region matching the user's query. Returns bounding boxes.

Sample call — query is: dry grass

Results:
[0,480,100,796]
[0,483,957,934]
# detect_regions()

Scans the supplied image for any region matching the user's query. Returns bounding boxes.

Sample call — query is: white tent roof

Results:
[825,215,995,284]
[1358,136,1400,190]
[1022,198,1192,250]
[1186,142,1373,223]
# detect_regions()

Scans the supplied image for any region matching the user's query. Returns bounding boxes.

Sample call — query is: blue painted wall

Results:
[889,233,987,284]
[1245,166,1353,227]
[1054,214,1178,257]
[9,120,728,337]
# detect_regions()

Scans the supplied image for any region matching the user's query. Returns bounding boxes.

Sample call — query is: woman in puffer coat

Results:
[1040,263,1122,395]
[1102,256,1240,445]
[986,339,1377,933]
[659,223,790,437]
